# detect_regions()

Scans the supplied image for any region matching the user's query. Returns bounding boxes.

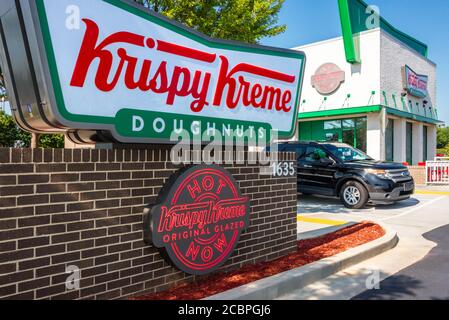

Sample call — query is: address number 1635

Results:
[271,161,296,177]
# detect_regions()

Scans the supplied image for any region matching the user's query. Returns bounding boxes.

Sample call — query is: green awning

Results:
[298,105,443,125]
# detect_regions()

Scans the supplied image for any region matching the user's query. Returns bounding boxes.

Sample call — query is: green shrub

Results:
[1,111,64,148]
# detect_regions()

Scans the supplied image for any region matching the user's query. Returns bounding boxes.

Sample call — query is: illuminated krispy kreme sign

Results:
[145,165,250,275]
[403,65,428,99]
[1,0,305,144]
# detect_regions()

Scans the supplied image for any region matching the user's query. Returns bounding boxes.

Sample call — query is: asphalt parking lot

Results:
[293,192,449,300]
[297,193,445,236]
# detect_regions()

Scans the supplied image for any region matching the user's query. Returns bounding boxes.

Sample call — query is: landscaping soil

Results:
[131,221,385,300]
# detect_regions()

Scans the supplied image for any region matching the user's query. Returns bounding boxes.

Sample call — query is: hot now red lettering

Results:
[70,19,296,114]
[185,233,228,263]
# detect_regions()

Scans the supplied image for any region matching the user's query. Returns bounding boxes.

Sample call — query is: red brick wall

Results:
[0,147,297,300]
[408,166,426,185]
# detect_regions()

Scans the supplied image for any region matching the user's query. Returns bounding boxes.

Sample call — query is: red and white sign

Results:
[403,65,428,98]
[427,161,449,184]
[311,63,345,95]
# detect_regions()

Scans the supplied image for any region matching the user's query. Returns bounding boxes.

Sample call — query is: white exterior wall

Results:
[367,113,384,161]
[293,29,381,113]
[292,29,439,163]
[412,122,424,164]
[380,31,437,117]
[392,117,407,163]
[427,125,437,160]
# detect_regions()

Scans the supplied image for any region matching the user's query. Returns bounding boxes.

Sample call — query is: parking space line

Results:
[297,216,348,226]
[415,190,449,196]
[379,196,445,221]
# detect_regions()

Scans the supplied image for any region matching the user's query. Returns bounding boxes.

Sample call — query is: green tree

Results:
[0,110,19,147]
[39,134,65,148]
[437,126,449,149]
[134,0,286,43]
[0,110,32,148]
[0,110,64,148]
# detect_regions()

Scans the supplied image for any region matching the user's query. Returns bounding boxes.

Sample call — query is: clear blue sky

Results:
[261,0,449,125]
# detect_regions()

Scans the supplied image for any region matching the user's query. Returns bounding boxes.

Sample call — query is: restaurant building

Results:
[292,0,442,165]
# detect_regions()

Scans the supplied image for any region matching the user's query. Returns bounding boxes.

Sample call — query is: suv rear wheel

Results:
[340,181,369,209]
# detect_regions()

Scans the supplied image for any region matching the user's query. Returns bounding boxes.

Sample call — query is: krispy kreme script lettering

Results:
[157,198,248,233]
[408,73,427,91]
[70,19,296,113]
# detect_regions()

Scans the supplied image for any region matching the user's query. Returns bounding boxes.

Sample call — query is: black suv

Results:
[273,141,415,209]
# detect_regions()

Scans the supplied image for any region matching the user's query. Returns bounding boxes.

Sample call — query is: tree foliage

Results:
[0,110,20,147]
[437,126,449,149]
[134,0,286,43]
[0,110,64,148]
[39,133,65,149]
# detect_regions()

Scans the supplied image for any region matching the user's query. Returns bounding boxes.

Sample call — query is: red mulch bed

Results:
[131,221,385,300]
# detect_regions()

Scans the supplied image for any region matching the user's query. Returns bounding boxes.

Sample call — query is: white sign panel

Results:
[1,0,306,143]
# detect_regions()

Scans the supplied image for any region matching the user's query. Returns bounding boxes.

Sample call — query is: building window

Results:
[324,121,342,130]
[423,126,428,161]
[386,119,394,162]
[298,117,367,152]
[406,122,413,165]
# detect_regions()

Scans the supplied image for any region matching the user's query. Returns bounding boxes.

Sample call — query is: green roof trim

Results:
[338,0,428,64]
[298,105,442,125]
[298,105,382,119]
[385,107,443,125]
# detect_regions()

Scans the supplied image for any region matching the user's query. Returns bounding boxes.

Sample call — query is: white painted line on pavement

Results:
[380,196,446,221]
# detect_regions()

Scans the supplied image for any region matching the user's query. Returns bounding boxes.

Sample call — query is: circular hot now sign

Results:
[311,63,345,95]
[145,165,250,275]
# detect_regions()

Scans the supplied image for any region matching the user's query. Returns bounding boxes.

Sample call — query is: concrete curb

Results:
[205,223,398,300]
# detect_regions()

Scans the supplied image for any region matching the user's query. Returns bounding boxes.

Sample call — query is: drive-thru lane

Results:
[354,222,449,300]
[284,193,449,300]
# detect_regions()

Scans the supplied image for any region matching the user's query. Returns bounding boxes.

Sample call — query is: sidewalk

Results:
[278,194,449,300]
[207,222,397,300]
